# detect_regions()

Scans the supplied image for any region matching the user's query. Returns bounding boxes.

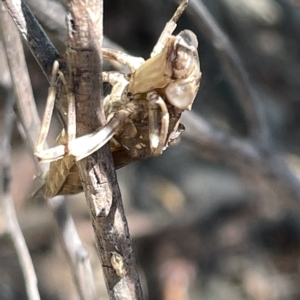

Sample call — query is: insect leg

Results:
[103,71,129,114]
[68,108,133,161]
[34,60,65,163]
[147,91,170,156]
[151,0,189,58]
[102,48,145,73]
[68,71,130,161]
[57,69,76,146]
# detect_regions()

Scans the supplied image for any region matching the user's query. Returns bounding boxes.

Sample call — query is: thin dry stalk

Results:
[0,2,97,299]
[0,89,41,300]
[66,0,143,298]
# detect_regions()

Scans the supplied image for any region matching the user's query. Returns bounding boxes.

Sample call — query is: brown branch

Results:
[0,1,42,167]
[0,3,98,299]
[66,0,143,298]
[0,9,40,295]
[183,0,269,146]
[0,88,41,300]
[1,113,40,300]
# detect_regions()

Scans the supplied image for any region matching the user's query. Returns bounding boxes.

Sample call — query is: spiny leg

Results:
[68,109,131,161]
[35,60,65,162]
[151,0,189,58]
[102,48,144,73]
[147,91,170,156]
[35,61,76,163]
[68,71,130,161]
[57,69,76,147]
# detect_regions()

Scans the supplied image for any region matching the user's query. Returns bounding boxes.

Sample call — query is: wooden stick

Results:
[0,88,41,300]
[0,3,97,299]
[66,0,144,298]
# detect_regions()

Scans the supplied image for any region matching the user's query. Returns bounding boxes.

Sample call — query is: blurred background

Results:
[2,0,300,299]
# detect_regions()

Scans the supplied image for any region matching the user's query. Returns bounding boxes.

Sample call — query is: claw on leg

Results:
[68,110,131,161]
[147,91,170,156]
[35,145,66,163]
[35,60,61,162]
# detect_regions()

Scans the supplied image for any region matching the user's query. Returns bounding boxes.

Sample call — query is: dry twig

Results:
[0,88,40,300]
[0,2,97,299]
[0,7,40,297]
[0,9,41,300]
[66,0,143,298]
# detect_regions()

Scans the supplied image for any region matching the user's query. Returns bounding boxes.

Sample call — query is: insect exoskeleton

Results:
[165,29,201,110]
[128,29,201,112]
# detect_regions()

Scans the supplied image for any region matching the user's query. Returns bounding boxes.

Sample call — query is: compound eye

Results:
[173,30,199,79]
[177,30,198,50]
[165,80,195,110]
